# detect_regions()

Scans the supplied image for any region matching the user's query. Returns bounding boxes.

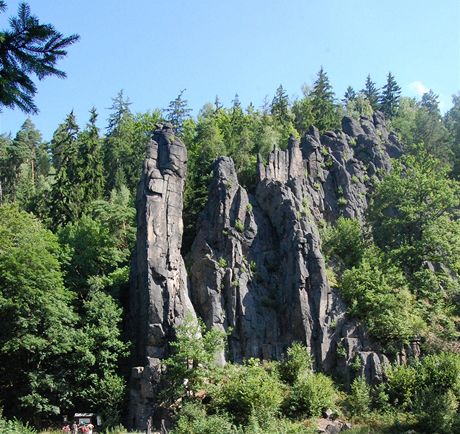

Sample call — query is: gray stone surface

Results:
[128,124,196,430]
[188,113,403,381]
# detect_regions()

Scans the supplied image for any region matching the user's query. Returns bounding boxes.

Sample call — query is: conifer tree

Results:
[48,111,81,229]
[420,90,440,115]
[77,108,105,203]
[342,86,357,105]
[361,74,380,110]
[214,95,223,113]
[380,72,401,119]
[104,91,133,194]
[0,2,79,113]
[165,89,193,135]
[310,67,338,132]
[271,84,291,126]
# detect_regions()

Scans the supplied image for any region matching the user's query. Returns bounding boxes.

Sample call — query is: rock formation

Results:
[128,123,196,429]
[129,114,404,429]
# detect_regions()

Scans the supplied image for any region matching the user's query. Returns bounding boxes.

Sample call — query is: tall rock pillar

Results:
[128,123,195,430]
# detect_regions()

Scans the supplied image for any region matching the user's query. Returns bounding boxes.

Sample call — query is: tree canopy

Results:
[0,2,79,113]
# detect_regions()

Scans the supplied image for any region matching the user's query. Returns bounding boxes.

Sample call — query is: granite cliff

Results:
[128,114,409,429]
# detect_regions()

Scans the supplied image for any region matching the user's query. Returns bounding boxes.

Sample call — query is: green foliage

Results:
[379,72,401,119]
[310,67,340,132]
[321,217,366,267]
[47,111,82,228]
[165,89,193,135]
[0,205,76,420]
[210,359,285,424]
[171,402,235,434]
[234,218,244,233]
[239,413,315,434]
[271,85,292,127]
[341,248,425,344]
[361,74,380,110]
[217,257,228,268]
[0,415,37,434]
[279,342,313,384]
[0,2,79,113]
[286,372,336,418]
[163,315,227,402]
[369,150,460,271]
[347,377,371,416]
[103,91,161,194]
[346,94,374,119]
[58,188,135,296]
[415,389,458,434]
[445,93,460,178]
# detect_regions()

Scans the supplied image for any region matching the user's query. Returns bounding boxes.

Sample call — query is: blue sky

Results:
[1,0,459,140]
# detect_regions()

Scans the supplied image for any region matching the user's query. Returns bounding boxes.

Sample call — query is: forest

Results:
[1,2,460,434]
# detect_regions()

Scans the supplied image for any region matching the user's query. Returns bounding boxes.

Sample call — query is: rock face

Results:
[129,114,403,429]
[128,124,196,429]
[189,113,402,376]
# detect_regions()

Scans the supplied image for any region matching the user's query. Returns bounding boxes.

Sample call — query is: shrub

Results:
[286,372,336,418]
[347,377,371,417]
[171,402,235,434]
[163,315,227,402]
[341,248,425,344]
[210,359,285,424]
[279,342,313,384]
[241,413,316,434]
[337,196,347,207]
[0,416,36,434]
[415,390,458,434]
[321,217,365,267]
[217,257,228,268]
[234,219,244,233]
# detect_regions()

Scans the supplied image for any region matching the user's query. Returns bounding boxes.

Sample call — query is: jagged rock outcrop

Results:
[189,113,403,379]
[129,114,404,428]
[128,123,196,429]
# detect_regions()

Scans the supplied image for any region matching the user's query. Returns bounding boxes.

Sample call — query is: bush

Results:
[341,247,425,344]
[385,363,419,409]
[239,413,315,434]
[171,402,235,434]
[347,377,371,417]
[210,359,285,424]
[286,372,336,418]
[321,217,365,267]
[234,219,244,233]
[415,389,459,434]
[418,352,460,397]
[279,342,313,384]
[0,415,36,434]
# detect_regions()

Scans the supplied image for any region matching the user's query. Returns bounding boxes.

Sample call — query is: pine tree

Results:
[361,74,380,110]
[48,111,81,229]
[214,95,223,113]
[421,90,440,115]
[310,67,338,132]
[0,133,12,203]
[380,72,401,119]
[0,2,79,113]
[271,84,291,126]
[165,89,193,134]
[77,108,105,203]
[104,91,133,194]
[342,86,357,105]
[106,90,132,134]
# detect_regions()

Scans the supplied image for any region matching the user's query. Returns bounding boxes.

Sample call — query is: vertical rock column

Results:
[128,124,195,430]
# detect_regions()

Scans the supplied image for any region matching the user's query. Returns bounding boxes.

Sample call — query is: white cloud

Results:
[408,80,429,97]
